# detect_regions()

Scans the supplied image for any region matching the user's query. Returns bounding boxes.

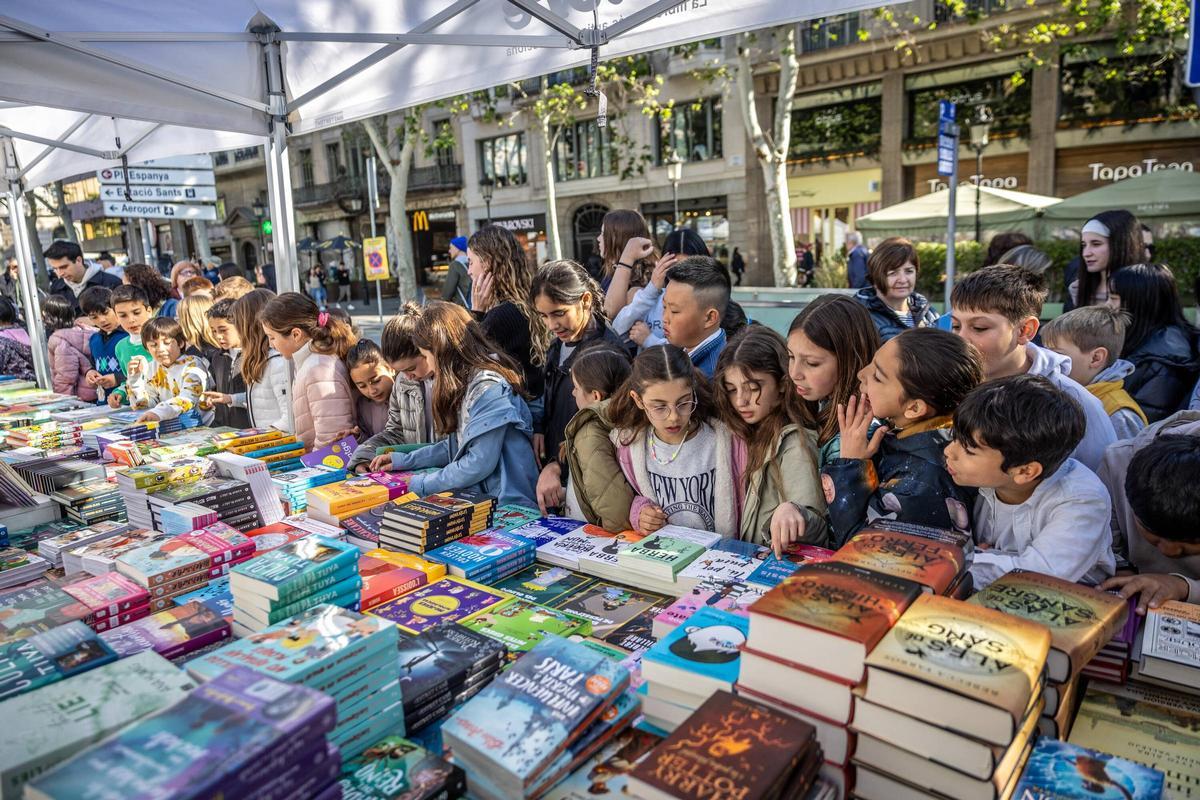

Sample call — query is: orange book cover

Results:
[830,528,965,594]
[750,562,922,648]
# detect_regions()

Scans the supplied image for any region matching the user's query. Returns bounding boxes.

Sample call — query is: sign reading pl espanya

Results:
[96,166,215,186]
[99,185,218,203]
[102,200,217,221]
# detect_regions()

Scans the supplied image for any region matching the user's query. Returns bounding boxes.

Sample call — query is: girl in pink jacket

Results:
[261,292,357,449]
[45,294,97,402]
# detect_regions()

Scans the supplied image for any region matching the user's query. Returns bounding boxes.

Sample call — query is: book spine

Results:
[361,574,426,611]
[273,551,359,602]
[265,585,362,626]
[158,625,231,661]
[89,604,151,632]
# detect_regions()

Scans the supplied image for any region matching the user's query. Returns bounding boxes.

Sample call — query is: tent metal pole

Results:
[276,32,571,48]
[503,0,584,42]
[602,0,687,39]
[0,31,257,43]
[115,123,163,157]
[16,114,93,180]
[1,138,51,389]
[263,39,297,295]
[0,126,109,158]
[285,0,484,114]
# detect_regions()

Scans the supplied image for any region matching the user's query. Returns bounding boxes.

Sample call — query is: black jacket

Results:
[49,267,121,314]
[208,349,251,429]
[854,286,940,342]
[478,301,546,400]
[1125,325,1200,423]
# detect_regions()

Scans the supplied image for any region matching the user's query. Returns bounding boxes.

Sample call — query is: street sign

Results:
[96,167,216,186]
[102,200,218,221]
[363,236,390,281]
[138,155,214,170]
[99,185,218,203]
[937,100,958,177]
[1188,0,1200,87]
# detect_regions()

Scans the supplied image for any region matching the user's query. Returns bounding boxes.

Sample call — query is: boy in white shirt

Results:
[129,316,213,427]
[943,374,1115,589]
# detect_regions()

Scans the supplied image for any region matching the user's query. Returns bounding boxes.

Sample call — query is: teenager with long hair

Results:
[369,301,537,507]
[122,263,178,318]
[599,209,660,319]
[1072,208,1144,310]
[204,288,292,431]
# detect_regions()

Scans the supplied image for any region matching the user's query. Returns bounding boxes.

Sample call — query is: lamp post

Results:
[251,196,267,268]
[666,154,683,230]
[968,105,993,244]
[480,177,495,226]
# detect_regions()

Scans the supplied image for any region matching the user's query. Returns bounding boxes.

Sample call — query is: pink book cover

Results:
[653,584,765,630]
[100,601,231,661]
[176,523,255,565]
[62,572,151,622]
[89,602,151,631]
[365,471,414,500]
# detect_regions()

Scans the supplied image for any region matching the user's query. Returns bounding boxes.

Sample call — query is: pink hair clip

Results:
[317,311,330,328]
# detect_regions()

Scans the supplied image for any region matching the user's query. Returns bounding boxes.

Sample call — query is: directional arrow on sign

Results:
[102,200,218,221]
[96,167,216,187]
[99,185,218,203]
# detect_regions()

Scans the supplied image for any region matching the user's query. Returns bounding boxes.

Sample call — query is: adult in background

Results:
[442,236,473,308]
[1064,209,1144,312]
[982,231,1032,268]
[730,247,745,286]
[1,256,22,310]
[845,231,869,289]
[597,209,659,319]
[45,240,121,315]
[335,260,353,310]
[169,260,199,300]
[853,237,939,342]
[122,263,178,318]
[798,242,815,286]
[97,251,125,280]
[995,243,1053,275]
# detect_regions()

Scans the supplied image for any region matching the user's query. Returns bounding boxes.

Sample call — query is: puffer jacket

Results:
[349,379,429,471]
[853,286,939,342]
[562,398,635,533]
[1124,325,1200,423]
[291,342,356,449]
[232,351,293,432]
[48,324,97,402]
[740,424,830,548]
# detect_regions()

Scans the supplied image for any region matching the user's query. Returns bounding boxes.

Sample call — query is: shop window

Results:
[1059,54,1197,126]
[907,73,1031,142]
[325,142,342,179]
[656,97,723,164]
[790,97,882,159]
[479,133,527,187]
[298,148,314,188]
[554,119,615,181]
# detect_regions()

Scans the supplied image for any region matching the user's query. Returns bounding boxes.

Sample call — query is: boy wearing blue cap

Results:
[443,235,472,308]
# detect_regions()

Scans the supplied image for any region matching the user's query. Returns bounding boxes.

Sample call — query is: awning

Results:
[855,185,1063,238]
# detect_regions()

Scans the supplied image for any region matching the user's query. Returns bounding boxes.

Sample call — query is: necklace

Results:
[649,429,687,464]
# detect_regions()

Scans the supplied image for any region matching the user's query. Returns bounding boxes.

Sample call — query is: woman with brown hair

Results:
[368,301,537,508]
[122,263,178,318]
[598,209,659,319]
[852,236,939,342]
[203,288,293,432]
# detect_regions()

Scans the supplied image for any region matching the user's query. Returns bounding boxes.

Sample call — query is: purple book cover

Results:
[369,576,508,634]
[99,600,231,660]
[212,731,339,800]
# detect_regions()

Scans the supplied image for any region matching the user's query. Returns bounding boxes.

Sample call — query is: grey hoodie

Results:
[1089,359,1146,442]
[1025,343,1117,471]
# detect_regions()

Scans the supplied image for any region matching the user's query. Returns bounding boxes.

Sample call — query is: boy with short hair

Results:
[950,264,1117,470]
[945,374,1115,590]
[662,256,729,378]
[1099,415,1200,614]
[106,284,155,409]
[204,298,250,429]
[127,316,213,426]
[1041,306,1147,440]
[78,286,128,405]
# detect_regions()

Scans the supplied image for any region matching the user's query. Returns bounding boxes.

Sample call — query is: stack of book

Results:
[188,604,401,759]
[341,500,407,551]
[306,477,391,526]
[242,514,342,554]
[0,460,38,509]
[15,457,104,495]
[0,583,92,643]
[48,480,125,526]
[174,576,235,620]
[271,465,345,513]
[395,621,508,734]
[743,543,835,589]
[738,562,923,794]
[36,520,131,569]
[147,476,261,533]
[207,451,286,526]
[214,428,306,470]
[379,491,495,554]
[829,525,969,596]
[463,598,591,660]
[4,422,82,450]
[339,735,467,800]
[1010,738,1164,800]
[363,548,447,582]
[60,571,151,632]
[615,525,722,593]
[359,553,428,612]
[228,534,360,634]
[0,650,196,800]
[0,546,50,590]
[651,579,766,639]
[361,470,419,500]
[370,575,508,633]
[1134,600,1200,695]
[156,501,219,536]
[639,606,750,732]
[536,524,642,576]
[62,527,166,576]
[25,665,342,800]
[1082,596,1140,684]
[0,620,118,702]
[442,635,632,800]
[425,528,536,582]
[99,599,231,661]
[675,538,766,591]
[627,690,823,800]
[969,570,1127,738]
[115,522,256,612]
[853,593,1051,800]
[114,458,211,529]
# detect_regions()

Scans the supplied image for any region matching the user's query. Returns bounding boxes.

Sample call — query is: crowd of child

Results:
[26,208,1200,618]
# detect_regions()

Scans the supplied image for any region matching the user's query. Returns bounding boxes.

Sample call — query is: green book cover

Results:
[619,534,706,576]
[462,599,590,656]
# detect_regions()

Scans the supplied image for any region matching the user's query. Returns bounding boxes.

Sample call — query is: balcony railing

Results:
[408,163,463,192]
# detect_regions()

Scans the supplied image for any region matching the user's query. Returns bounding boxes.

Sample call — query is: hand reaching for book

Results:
[638,504,667,533]
[369,453,395,473]
[536,463,565,515]
[1101,573,1189,615]
[769,502,807,559]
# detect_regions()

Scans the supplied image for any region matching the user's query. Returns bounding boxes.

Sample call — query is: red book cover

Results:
[358,554,427,611]
[243,523,310,554]
[829,528,965,594]
[89,602,152,631]
[176,522,255,565]
[62,572,150,622]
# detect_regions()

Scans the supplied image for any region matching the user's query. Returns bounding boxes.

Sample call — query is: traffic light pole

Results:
[367,156,382,324]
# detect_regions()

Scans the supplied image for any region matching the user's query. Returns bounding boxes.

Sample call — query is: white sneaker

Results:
[347,304,355,310]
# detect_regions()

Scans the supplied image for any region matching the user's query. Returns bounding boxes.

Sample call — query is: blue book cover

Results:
[229,535,359,601]
[745,555,799,588]
[492,504,543,531]
[257,577,364,625]
[508,517,583,547]
[26,665,336,800]
[1014,738,1165,800]
[708,538,764,558]
[174,577,234,619]
[441,635,630,788]
[187,604,398,687]
[0,620,118,701]
[641,607,748,687]
[424,530,534,573]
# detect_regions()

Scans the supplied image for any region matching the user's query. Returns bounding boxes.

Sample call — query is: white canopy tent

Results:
[0,0,884,387]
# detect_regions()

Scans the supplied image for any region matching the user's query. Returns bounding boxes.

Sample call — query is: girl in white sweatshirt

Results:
[204,289,293,432]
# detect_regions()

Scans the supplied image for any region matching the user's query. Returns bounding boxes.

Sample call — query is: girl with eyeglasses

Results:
[714,327,829,555]
[607,344,746,538]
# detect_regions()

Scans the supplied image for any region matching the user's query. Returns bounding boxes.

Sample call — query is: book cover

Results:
[364,471,417,500]
[494,507,553,533]
[871,519,975,555]
[969,570,1128,682]
[676,547,762,588]
[642,607,750,689]
[602,604,665,653]
[359,555,428,612]
[554,582,670,639]
[339,736,466,800]
[462,599,589,655]
[653,582,766,631]
[441,635,630,788]
[750,561,922,649]
[99,600,230,660]
[369,577,508,634]
[618,533,706,577]
[308,479,391,515]
[0,584,88,643]
[1013,738,1164,800]
[830,528,965,594]
[577,528,646,575]
[626,691,815,800]
[363,550,447,581]
[1142,600,1200,670]
[242,523,311,554]
[175,522,255,565]
[541,728,661,800]
[866,593,1051,726]
[424,530,534,575]
[300,435,358,470]
[342,504,391,546]
[26,666,336,800]
[396,622,507,711]
[1069,681,1200,800]
[491,565,595,606]
[745,543,835,588]
[187,604,398,687]
[61,572,150,621]
[0,621,118,701]
[114,536,212,586]
[229,535,359,601]
[247,574,364,624]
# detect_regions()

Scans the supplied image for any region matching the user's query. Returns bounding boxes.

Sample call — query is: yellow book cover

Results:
[968,570,1127,683]
[224,436,299,455]
[307,480,390,515]
[866,593,1051,724]
[363,548,447,581]
[215,429,286,449]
